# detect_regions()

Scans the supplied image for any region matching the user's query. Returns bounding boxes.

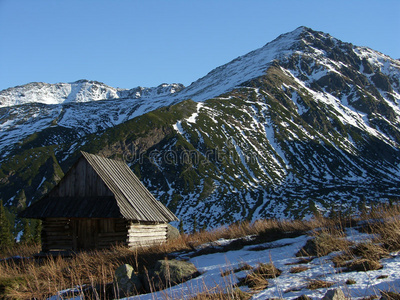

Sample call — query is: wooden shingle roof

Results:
[19,151,178,223]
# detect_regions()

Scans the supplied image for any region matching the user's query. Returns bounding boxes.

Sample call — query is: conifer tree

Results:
[192,216,197,234]
[0,200,13,249]
[20,219,33,244]
[178,219,184,234]
[33,220,42,244]
[15,189,27,210]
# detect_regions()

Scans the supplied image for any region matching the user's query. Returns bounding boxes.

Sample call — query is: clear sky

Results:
[0,0,399,91]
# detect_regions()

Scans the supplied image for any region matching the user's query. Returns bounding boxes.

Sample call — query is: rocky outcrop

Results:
[114,259,199,296]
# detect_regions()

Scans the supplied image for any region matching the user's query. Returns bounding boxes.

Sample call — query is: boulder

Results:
[322,288,346,300]
[114,264,143,297]
[144,259,199,292]
[167,224,180,240]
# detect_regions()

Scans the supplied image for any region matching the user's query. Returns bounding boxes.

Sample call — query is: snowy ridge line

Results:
[0,81,184,108]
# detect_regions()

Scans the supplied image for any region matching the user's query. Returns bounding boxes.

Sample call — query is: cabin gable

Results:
[49,156,113,198]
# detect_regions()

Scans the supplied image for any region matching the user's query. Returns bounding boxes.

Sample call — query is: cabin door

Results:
[72,219,99,250]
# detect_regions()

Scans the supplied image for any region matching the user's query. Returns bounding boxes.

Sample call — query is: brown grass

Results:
[289,265,310,273]
[1,206,400,299]
[189,287,252,300]
[297,225,352,257]
[346,278,356,285]
[0,218,306,299]
[332,252,354,268]
[220,263,252,277]
[237,262,281,290]
[343,258,383,272]
[0,243,41,259]
[306,279,335,290]
[352,241,390,261]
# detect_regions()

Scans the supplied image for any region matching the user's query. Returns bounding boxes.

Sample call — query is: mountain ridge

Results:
[0,80,185,108]
[1,26,400,229]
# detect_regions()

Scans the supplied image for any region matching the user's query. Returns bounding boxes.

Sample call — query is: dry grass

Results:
[237,262,281,290]
[1,206,400,299]
[332,252,355,268]
[189,287,252,300]
[0,242,41,259]
[369,221,400,251]
[343,258,383,272]
[220,263,252,277]
[289,265,310,273]
[352,241,390,261]
[296,225,352,257]
[346,278,356,285]
[306,279,335,290]
[0,218,304,299]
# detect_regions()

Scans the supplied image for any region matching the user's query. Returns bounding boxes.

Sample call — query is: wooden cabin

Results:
[19,151,178,252]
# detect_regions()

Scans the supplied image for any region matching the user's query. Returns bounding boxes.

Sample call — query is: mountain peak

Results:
[1,27,400,227]
[172,26,325,102]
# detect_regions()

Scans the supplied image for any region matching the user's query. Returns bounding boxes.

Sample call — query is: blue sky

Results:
[0,0,399,91]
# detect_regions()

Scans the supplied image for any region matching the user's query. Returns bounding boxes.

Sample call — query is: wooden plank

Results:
[129,224,167,229]
[128,240,165,247]
[129,237,166,242]
[127,232,167,238]
[128,229,166,234]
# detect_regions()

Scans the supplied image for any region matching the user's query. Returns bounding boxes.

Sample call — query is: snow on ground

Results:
[123,228,400,300]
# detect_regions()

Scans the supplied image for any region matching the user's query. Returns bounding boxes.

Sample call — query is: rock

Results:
[167,224,180,240]
[322,288,346,300]
[114,264,143,296]
[144,259,199,292]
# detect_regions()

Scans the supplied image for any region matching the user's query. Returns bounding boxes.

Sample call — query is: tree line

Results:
[0,200,41,252]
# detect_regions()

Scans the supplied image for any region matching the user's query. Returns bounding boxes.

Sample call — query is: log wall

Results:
[42,218,129,251]
[41,218,73,252]
[127,222,168,248]
[42,218,168,251]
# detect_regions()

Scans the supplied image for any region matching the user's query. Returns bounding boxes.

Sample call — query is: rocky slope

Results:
[1,27,399,229]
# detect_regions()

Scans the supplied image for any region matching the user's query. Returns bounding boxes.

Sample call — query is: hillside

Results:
[0,26,400,228]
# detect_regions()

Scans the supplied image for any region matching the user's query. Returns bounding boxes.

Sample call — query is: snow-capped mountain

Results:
[1,27,400,228]
[0,80,185,107]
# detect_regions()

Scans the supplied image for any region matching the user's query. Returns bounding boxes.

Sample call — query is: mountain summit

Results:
[1,27,399,227]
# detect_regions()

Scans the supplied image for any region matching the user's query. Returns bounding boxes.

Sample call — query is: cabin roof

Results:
[19,151,178,222]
